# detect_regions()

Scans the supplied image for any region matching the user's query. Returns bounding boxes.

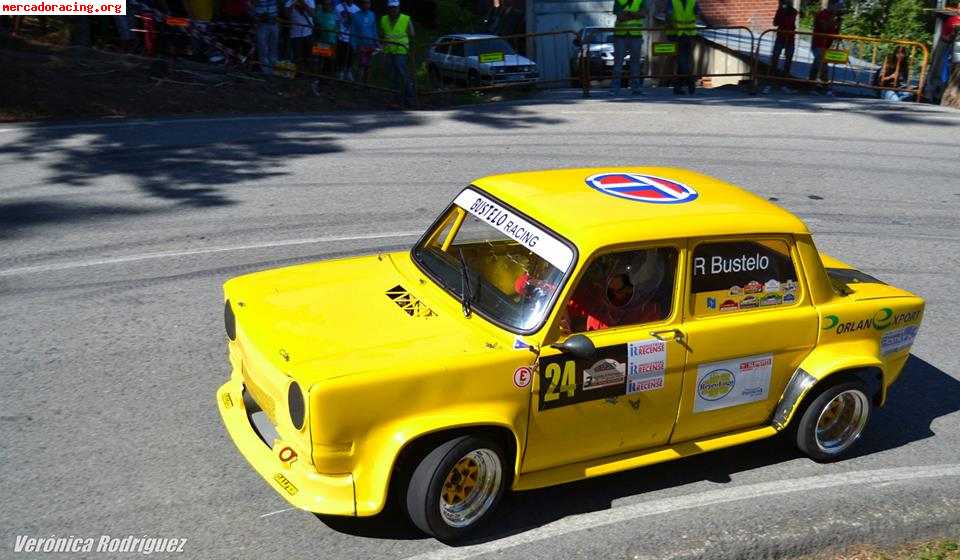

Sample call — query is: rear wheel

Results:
[795,380,871,462]
[405,435,506,542]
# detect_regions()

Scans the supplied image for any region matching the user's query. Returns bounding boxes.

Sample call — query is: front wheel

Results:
[405,435,507,542]
[795,380,872,462]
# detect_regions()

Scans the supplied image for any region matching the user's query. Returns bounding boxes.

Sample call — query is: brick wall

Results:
[698,0,777,29]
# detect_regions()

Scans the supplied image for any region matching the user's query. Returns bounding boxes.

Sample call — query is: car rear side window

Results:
[691,239,799,315]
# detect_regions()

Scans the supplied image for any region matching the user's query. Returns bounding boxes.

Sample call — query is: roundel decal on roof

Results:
[585,172,698,204]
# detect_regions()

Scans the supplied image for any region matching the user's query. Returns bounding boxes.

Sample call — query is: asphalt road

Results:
[2,90,959,560]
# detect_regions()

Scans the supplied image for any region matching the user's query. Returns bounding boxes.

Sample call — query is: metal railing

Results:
[579,26,757,96]
[754,29,930,101]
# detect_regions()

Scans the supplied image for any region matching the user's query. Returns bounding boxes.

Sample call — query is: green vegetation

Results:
[800,538,960,560]
[798,0,935,45]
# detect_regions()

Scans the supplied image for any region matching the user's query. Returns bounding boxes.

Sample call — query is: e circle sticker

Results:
[585,172,698,204]
[514,366,533,389]
[697,368,735,401]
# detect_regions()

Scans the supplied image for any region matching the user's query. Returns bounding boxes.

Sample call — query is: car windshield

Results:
[465,38,517,58]
[413,188,575,333]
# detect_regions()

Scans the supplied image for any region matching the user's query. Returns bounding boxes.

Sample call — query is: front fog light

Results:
[288,381,305,430]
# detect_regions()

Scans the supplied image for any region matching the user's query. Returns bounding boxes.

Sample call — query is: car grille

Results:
[242,363,277,425]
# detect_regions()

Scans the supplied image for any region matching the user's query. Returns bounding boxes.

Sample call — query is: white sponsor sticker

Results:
[881,325,919,356]
[627,339,666,394]
[694,353,773,413]
[454,189,574,271]
[583,359,626,390]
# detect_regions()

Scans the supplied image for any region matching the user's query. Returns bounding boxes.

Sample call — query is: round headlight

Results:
[288,381,305,430]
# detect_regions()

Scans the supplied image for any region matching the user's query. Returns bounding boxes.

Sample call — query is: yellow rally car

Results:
[217,168,924,541]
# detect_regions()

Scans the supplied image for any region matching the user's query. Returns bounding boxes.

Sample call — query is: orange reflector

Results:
[166,16,190,27]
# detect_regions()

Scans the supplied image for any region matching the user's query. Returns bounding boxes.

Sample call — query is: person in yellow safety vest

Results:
[667,0,699,95]
[380,0,416,108]
[611,0,647,95]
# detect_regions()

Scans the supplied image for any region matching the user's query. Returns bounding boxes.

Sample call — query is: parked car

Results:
[426,34,538,87]
[571,27,645,83]
[218,168,924,542]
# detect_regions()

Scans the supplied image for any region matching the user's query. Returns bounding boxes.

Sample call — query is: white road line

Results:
[403,463,960,560]
[0,231,422,277]
[259,508,296,518]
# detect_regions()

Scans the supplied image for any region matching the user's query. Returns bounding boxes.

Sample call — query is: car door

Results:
[522,242,688,473]
[431,38,451,84]
[670,236,819,443]
[448,39,467,81]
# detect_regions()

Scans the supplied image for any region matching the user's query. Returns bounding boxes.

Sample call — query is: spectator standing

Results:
[808,0,841,84]
[351,0,378,84]
[314,0,338,76]
[253,0,280,74]
[667,0,699,95]
[285,0,315,71]
[770,0,798,77]
[335,0,360,80]
[611,0,646,96]
[380,0,415,107]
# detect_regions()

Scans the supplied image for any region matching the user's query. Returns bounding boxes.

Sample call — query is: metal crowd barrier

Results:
[754,29,930,101]
[418,30,579,98]
[580,25,756,96]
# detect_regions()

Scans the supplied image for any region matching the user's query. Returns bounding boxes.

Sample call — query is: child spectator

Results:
[314,0,338,76]
[351,0,378,84]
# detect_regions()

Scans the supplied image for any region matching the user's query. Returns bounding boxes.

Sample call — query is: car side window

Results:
[449,41,465,58]
[561,247,678,334]
[691,239,799,315]
[434,39,450,55]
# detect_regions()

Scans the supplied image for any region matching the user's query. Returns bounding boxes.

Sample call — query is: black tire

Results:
[795,379,871,463]
[405,435,507,542]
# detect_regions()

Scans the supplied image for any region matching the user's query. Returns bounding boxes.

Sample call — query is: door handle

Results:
[650,328,684,343]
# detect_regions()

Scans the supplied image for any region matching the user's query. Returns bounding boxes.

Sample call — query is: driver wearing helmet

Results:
[564,250,665,332]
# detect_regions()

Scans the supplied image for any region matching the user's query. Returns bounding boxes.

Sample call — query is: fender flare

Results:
[352,408,524,517]
[771,345,883,430]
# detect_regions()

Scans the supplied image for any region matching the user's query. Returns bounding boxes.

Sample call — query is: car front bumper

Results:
[217,377,357,516]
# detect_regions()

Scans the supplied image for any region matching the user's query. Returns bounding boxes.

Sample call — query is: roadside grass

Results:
[803,539,960,560]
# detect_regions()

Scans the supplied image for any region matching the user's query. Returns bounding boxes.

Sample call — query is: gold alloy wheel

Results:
[815,389,869,455]
[438,449,502,528]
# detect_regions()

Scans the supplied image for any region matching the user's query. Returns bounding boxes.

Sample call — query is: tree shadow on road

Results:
[0,113,430,238]
[317,354,959,544]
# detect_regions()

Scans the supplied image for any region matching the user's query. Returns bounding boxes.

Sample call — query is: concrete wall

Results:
[526,0,616,81]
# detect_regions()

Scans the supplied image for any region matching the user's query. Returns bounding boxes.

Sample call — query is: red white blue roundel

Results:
[586,172,698,204]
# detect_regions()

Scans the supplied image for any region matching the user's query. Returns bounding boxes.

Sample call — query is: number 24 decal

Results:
[543,361,577,402]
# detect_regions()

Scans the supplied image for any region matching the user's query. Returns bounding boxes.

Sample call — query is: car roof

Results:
[471,167,809,254]
[440,33,499,40]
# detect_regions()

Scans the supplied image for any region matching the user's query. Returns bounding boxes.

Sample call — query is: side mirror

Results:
[550,334,596,360]
[573,37,582,47]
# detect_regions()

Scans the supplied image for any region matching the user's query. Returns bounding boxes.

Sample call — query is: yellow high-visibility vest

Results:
[380,14,410,54]
[670,0,697,36]
[614,0,645,37]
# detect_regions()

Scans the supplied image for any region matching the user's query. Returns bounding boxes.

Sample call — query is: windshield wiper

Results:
[457,248,475,317]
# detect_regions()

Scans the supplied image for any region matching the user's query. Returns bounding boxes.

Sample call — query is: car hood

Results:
[224,253,503,383]
[482,54,536,67]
